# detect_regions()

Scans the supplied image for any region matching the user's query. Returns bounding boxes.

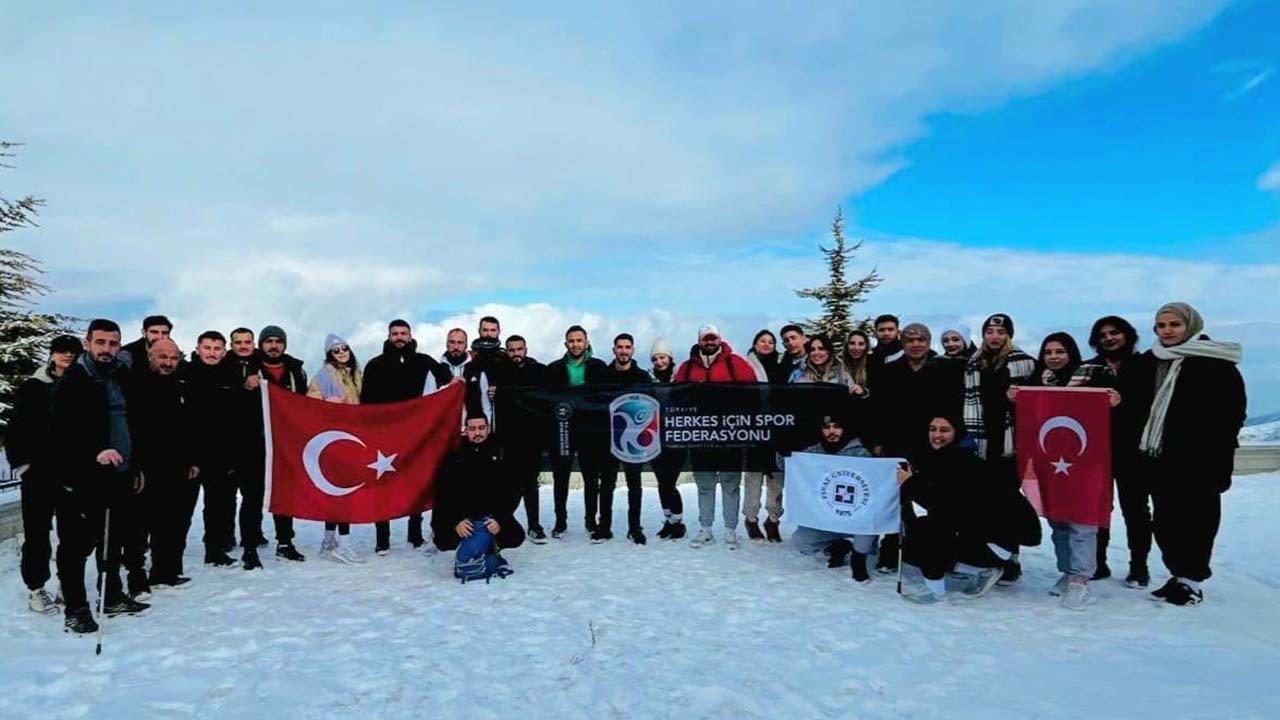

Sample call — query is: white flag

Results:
[784,452,903,536]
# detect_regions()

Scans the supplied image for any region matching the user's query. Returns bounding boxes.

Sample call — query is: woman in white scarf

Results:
[1139,302,1246,607]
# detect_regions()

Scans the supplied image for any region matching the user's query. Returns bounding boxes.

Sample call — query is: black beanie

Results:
[49,334,82,355]
[982,313,1015,338]
[258,325,287,347]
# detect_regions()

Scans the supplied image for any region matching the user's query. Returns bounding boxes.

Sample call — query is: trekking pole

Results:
[95,506,111,656]
[896,527,905,596]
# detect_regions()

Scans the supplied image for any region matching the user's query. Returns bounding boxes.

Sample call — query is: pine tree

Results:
[795,208,882,346]
[1,142,76,432]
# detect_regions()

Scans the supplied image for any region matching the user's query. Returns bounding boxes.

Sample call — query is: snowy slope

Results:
[1240,420,1280,445]
[2,479,1279,720]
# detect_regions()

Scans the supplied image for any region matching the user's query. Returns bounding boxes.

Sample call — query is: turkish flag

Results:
[264,382,465,523]
[1015,387,1112,528]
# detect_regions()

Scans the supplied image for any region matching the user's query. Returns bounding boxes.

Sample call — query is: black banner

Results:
[497,383,850,471]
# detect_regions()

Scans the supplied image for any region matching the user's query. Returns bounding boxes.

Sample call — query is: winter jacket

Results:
[962,348,1035,460]
[361,340,448,404]
[128,367,197,474]
[1085,352,1154,463]
[1141,352,1246,490]
[789,357,856,389]
[903,440,1041,548]
[544,353,610,387]
[223,350,266,461]
[869,356,965,462]
[673,342,756,384]
[799,438,872,458]
[746,350,791,384]
[505,356,547,387]
[181,354,237,470]
[49,354,133,486]
[603,361,652,385]
[6,366,60,476]
[307,363,362,404]
[260,354,307,394]
[430,436,520,533]
[867,341,904,386]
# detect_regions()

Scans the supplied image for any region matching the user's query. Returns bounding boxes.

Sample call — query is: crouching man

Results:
[431,415,525,579]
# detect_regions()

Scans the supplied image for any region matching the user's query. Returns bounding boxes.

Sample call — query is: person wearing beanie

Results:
[674,324,757,549]
[7,334,82,615]
[307,333,366,564]
[940,326,976,359]
[961,313,1035,585]
[543,325,609,540]
[121,314,173,372]
[648,338,686,539]
[1138,302,1245,606]
[239,324,309,568]
[1085,316,1156,588]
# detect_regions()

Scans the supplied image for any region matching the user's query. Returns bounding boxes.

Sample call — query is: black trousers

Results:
[55,480,128,616]
[236,454,294,547]
[20,470,57,591]
[653,452,684,517]
[433,517,526,551]
[599,459,643,532]
[201,465,238,551]
[1151,462,1223,583]
[1114,464,1154,567]
[550,451,605,530]
[147,468,201,579]
[508,449,543,530]
[902,517,954,581]
[375,514,425,548]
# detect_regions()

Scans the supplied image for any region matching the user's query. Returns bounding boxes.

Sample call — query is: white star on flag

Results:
[1051,457,1073,475]
[367,450,399,480]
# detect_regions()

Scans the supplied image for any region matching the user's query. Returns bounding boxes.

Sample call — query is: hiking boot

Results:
[627,528,647,546]
[591,528,614,544]
[1061,581,1094,611]
[64,607,99,635]
[656,522,673,540]
[1125,564,1151,589]
[851,551,871,584]
[1162,582,1204,606]
[744,519,764,541]
[528,526,548,545]
[763,519,783,543]
[242,549,263,570]
[724,529,740,550]
[997,559,1022,586]
[689,528,715,548]
[1049,574,1070,597]
[150,576,194,590]
[827,539,853,568]
[1149,577,1178,601]
[962,567,1004,598]
[667,522,687,540]
[128,574,152,602]
[276,543,306,562]
[29,587,59,615]
[104,594,151,617]
[205,549,237,567]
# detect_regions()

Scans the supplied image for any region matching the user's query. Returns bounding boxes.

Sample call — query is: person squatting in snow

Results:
[8,303,1246,634]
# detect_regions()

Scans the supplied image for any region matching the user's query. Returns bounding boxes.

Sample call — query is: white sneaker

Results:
[724,529,740,550]
[29,588,59,615]
[1061,581,1094,611]
[1049,574,1070,597]
[333,544,364,565]
[689,528,715,548]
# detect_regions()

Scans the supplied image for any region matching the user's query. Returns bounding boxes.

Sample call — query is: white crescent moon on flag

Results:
[302,430,367,497]
[1037,415,1088,456]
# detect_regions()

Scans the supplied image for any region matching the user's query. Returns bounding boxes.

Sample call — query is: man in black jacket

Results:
[7,334,80,614]
[239,325,308,568]
[544,325,610,539]
[129,338,202,589]
[598,333,652,544]
[431,415,525,551]
[1086,316,1155,586]
[184,330,239,566]
[223,327,268,560]
[503,334,549,542]
[362,319,454,553]
[50,319,150,633]
[867,314,903,386]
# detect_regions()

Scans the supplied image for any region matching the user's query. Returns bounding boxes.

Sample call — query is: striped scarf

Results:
[963,347,1035,458]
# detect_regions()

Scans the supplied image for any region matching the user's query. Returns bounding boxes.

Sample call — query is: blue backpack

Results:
[453,521,513,584]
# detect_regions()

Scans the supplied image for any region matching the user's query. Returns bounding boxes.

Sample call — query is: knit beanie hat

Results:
[901,322,932,344]
[259,325,287,347]
[325,333,348,353]
[49,334,82,355]
[650,338,673,359]
[981,313,1015,338]
[1154,302,1204,339]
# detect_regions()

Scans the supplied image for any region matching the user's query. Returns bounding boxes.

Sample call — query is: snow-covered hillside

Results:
[3,480,1279,719]
[1240,420,1280,445]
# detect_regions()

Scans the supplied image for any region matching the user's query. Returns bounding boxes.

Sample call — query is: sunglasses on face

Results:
[331,346,350,354]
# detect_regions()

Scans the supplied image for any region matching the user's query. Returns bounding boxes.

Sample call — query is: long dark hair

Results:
[1087,315,1138,354]
[1036,332,1082,380]
[843,329,870,386]
[750,329,778,357]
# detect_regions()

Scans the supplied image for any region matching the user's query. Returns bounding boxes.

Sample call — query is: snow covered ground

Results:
[2,476,1279,720]
[1240,420,1280,446]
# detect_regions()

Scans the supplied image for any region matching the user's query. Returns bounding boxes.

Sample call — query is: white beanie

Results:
[697,324,720,340]
[650,338,673,359]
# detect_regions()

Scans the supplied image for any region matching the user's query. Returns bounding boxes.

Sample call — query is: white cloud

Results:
[1259,161,1280,194]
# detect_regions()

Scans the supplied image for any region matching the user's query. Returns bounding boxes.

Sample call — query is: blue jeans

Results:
[1050,520,1098,578]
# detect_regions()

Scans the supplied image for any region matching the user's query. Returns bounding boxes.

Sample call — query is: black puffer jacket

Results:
[430,436,519,532]
[6,366,60,473]
[361,340,446,404]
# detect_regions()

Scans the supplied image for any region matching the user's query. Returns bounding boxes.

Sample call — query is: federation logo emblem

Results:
[609,393,662,463]
[818,468,870,518]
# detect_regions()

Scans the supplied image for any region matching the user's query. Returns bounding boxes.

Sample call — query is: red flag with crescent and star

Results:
[263,382,465,523]
[1015,387,1112,528]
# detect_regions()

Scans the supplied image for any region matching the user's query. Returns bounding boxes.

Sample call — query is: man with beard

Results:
[544,325,609,539]
[674,324,757,549]
[363,319,454,554]
[239,325,308,568]
[504,334,549,542]
[224,327,267,559]
[779,324,808,379]
[51,320,150,633]
[868,314,903,385]
[598,333,652,544]
[465,316,510,427]
[129,339,202,589]
[120,315,172,374]
[183,330,239,567]
[868,323,963,573]
[1086,316,1155,586]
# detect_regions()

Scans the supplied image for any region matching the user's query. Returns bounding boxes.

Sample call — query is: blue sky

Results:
[1,1,1277,411]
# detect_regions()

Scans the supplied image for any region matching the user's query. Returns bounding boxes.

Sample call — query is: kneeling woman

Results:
[897,415,1041,603]
[307,334,365,564]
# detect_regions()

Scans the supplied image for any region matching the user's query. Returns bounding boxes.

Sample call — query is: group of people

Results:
[5,302,1246,634]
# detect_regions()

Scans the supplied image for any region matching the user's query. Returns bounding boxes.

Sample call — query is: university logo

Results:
[609,393,662,463]
[817,468,870,518]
